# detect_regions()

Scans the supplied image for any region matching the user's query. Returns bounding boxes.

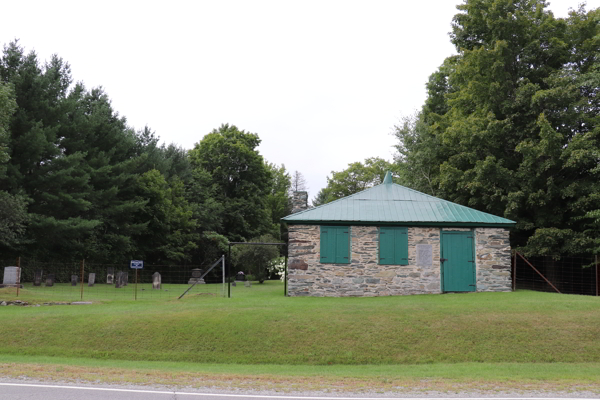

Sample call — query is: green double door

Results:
[441,231,476,292]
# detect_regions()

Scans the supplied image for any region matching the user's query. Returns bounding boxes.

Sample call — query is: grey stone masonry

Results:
[475,228,512,292]
[291,191,308,214]
[287,225,512,297]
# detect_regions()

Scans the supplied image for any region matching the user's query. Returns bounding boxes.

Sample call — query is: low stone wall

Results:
[287,224,512,297]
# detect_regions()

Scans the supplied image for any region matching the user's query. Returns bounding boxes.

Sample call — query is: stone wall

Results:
[287,224,512,297]
[475,227,512,292]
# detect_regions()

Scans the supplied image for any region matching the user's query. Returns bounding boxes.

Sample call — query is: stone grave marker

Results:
[188,268,205,285]
[236,272,245,281]
[152,272,161,289]
[244,280,251,287]
[88,273,96,287]
[106,267,114,284]
[71,275,78,286]
[33,270,43,286]
[115,271,123,288]
[2,267,20,286]
[45,274,54,287]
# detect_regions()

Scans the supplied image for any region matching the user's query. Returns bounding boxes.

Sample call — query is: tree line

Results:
[315,1,599,256]
[2,0,598,262]
[0,41,306,265]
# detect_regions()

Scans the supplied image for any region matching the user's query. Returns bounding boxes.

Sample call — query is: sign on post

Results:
[130,260,144,269]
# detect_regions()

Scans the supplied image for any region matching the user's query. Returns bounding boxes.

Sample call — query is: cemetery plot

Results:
[0,261,227,302]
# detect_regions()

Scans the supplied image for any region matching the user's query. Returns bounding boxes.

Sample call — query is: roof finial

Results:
[383,171,393,184]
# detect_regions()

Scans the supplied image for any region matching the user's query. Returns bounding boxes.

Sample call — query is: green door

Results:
[441,231,475,292]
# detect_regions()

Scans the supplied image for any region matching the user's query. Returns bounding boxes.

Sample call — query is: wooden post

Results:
[80,259,85,301]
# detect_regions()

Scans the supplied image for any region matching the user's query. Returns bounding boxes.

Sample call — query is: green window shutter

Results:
[395,227,408,265]
[379,227,395,265]
[320,226,350,264]
[379,227,408,265]
[320,226,330,263]
[335,228,350,264]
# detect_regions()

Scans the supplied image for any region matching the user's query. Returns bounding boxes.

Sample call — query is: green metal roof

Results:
[283,172,515,227]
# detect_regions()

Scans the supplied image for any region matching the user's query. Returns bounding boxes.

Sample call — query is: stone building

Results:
[282,172,515,297]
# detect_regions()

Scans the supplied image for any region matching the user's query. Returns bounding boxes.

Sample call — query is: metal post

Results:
[80,259,85,301]
[284,255,288,297]
[222,254,225,297]
[594,254,600,296]
[513,250,517,292]
[228,244,231,298]
[135,269,138,301]
[16,257,21,297]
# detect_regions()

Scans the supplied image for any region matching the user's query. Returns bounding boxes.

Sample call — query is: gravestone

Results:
[244,280,251,288]
[416,244,433,267]
[45,274,54,287]
[115,271,127,288]
[188,268,205,285]
[2,267,20,286]
[33,270,43,286]
[106,267,114,284]
[152,272,161,289]
[236,272,245,281]
[88,273,96,287]
[71,275,78,286]
[0,266,22,288]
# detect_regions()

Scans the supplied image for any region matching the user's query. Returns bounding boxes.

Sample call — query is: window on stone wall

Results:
[320,226,350,264]
[379,227,408,265]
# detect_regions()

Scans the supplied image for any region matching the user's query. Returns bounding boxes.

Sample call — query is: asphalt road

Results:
[1,383,598,400]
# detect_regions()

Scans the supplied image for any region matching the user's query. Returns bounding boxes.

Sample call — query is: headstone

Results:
[416,244,433,267]
[71,275,79,286]
[188,268,205,285]
[106,267,114,284]
[244,280,251,287]
[115,271,126,288]
[2,267,20,286]
[33,270,43,286]
[45,274,54,287]
[88,273,96,287]
[236,272,245,281]
[152,272,161,290]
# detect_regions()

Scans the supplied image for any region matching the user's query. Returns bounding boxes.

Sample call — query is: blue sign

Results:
[130,260,144,269]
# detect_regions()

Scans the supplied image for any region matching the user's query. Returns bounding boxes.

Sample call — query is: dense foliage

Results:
[395,1,599,255]
[313,157,398,206]
[0,41,291,266]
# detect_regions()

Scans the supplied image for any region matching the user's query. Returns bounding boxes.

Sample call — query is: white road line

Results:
[0,384,597,399]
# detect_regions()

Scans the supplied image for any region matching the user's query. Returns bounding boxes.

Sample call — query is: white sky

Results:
[1,0,596,201]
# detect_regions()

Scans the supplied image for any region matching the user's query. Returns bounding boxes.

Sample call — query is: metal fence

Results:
[0,257,227,302]
[513,252,599,296]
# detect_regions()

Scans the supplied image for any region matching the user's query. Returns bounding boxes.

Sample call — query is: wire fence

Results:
[0,257,227,302]
[513,252,599,296]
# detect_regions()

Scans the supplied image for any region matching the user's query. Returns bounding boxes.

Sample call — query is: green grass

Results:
[1,282,599,365]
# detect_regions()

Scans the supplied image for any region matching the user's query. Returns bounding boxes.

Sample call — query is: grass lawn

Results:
[1,281,599,391]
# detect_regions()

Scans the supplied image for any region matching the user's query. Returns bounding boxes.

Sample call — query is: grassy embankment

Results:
[1,281,599,391]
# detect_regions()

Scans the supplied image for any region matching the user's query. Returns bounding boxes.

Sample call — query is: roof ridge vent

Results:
[383,171,393,185]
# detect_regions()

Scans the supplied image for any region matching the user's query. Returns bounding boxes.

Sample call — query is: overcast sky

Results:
[2,0,597,201]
